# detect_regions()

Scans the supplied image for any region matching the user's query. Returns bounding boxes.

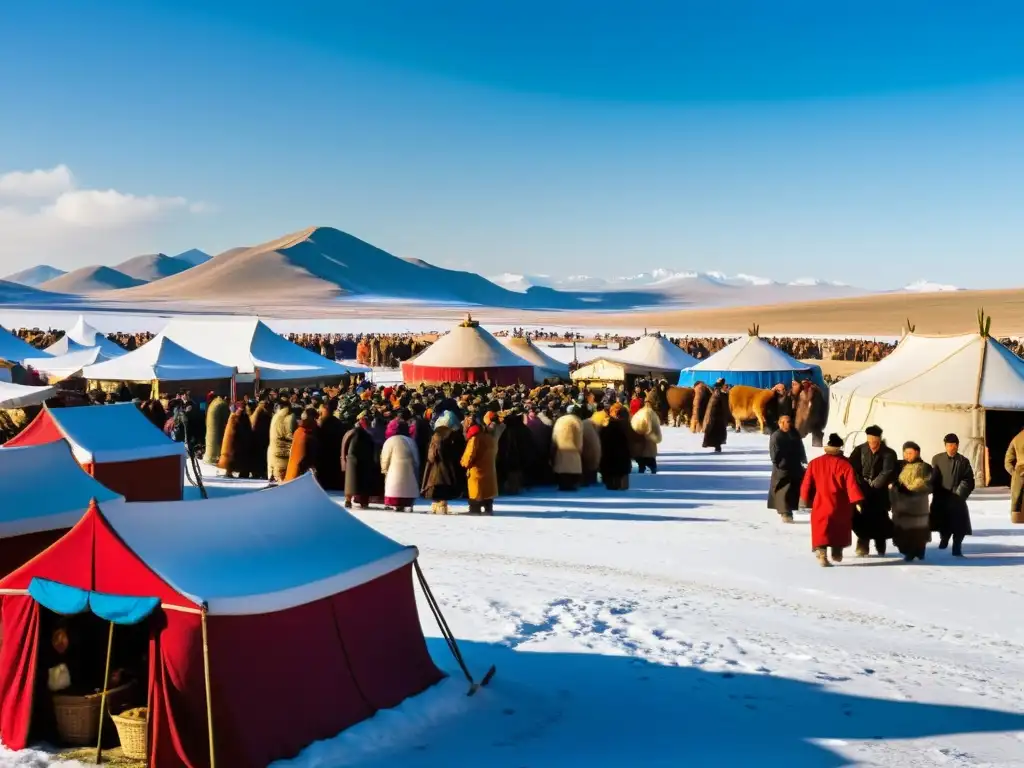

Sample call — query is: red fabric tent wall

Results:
[401,361,534,386]
[4,409,183,502]
[0,529,67,579]
[0,505,443,767]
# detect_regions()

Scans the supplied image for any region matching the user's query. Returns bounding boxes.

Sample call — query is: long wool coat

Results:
[768,428,807,512]
[581,418,602,474]
[599,417,633,480]
[930,451,975,537]
[890,459,932,553]
[344,426,379,497]
[462,425,498,501]
[249,403,272,479]
[800,449,865,549]
[204,397,230,465]
[218,410,253,476]
[268,407,298,482]
[1005,430,1024,523]
[284,423,318,482]
[315,413,346,491]
[702,387,730,449]
[381,434,421,500]
[422,427,463,501]
[630,405,662,458]
[551,414,584,476]
[848,441,897,541]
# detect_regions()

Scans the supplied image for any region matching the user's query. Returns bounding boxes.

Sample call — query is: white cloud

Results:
[0,164,75,199]
[0,165,210,271]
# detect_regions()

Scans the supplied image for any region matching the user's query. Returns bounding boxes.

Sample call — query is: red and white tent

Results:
[0,474,443,767]
[402,319,534,385]
[0,441,123,577]
[3,403,185,501]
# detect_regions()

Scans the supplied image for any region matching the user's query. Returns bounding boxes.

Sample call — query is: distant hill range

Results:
[0,229,965,311]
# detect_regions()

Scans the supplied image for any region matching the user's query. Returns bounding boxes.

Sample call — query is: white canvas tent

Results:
[159,317,367,384]
[23,347,117,381]
[44,316,125,357]
[81,335,236,385]
[825,332,1024,485]
[572,334,696,385]
[0,381,57,409]
[0,325,47,365]
[679,333,826,389]
[500,337,570,381]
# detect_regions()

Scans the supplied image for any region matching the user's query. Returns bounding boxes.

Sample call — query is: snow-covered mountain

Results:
[4,264,67,287]
[488,270,851,293]
[902,280,962,293]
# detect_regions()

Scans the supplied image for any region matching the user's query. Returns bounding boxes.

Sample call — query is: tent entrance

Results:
[984,409,1024,487]
[27,580,156,750]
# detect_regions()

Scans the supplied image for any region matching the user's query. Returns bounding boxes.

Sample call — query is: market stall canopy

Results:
[159,316,367,381]
[44,316,125,357]
[0,441,123,538]
[680,332,826,389]
[0,325,47,365]
[0,380,57,409]
[81,335,236,383]
[23,347,116,381]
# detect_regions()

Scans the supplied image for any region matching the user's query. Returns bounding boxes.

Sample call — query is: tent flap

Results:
[28,577,159,625]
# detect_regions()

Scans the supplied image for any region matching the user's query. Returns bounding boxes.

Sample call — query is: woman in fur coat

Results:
[284,408,319,482]
[314,405,346,491]
[600,403,633,490]
[381,419,420,511]
[268,404,298,483]
[249,400,272,480]
[344,417,379,509]
[580,411,603,487]
[462,418,499,514]
[422,411,464,514]
[630,396,663,474]
[204,396,230,465]
[218,403,253,479]
[551,409,584,491]
[890,441,933,562]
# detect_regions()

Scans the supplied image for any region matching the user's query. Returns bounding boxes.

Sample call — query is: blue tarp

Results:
[677,366,827,391]
[28,578,159,625]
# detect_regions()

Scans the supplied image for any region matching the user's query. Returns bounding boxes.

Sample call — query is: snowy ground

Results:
[8,429,1024,767]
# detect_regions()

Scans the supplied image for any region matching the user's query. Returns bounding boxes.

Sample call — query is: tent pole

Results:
[201,606,217,768]
[94,621,115,764]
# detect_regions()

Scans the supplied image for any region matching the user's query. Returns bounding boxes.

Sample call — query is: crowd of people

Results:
[769,419,977,566]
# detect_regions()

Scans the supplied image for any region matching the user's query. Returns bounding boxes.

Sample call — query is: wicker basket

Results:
[110,708,148,761]
[51,681,136,747]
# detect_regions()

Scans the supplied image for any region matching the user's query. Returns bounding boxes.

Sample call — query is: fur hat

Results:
[865,425,883,438]
[827,433,844,448]
[902,440,921,453]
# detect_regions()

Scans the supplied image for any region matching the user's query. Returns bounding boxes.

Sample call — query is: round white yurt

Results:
[826,320,1024,486]
[679,327,826,389]
[572,333,697,386]
[401,316,535,385]
[500,336,570,382]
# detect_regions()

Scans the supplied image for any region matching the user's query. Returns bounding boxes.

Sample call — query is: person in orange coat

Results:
[284,408,320,482]
[799,433,866,568]
[461,416,499,515]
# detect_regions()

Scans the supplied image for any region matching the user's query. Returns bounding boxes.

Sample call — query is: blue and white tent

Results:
[679,333,826,390]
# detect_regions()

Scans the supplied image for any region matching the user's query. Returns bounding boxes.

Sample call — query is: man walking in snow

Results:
[930,433,974,557]
[848,425,897,557]
[768,414,806,523]
[800,433,865,567]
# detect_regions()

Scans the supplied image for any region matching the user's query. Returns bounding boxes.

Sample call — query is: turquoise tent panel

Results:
[677,366,827,391]
[28,578,160,625]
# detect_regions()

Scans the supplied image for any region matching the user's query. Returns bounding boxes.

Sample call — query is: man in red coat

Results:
[800,433,866,567]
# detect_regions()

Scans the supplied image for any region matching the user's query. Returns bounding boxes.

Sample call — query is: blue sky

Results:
[1,1,1022,288]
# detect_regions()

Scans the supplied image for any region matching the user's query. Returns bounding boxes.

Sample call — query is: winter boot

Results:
[815,548,833,568]
[781,513,794,524]
[830,547,843,563]
[952,536,965,557]
[874,540,887,557]
[855,539,870,558]
[938,534,950,550]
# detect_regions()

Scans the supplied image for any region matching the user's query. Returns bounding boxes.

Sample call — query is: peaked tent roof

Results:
[500,337,570,379]
[4,403,185,464]
[158,317,367,379]
[0,441,123,537]
[830,332,1024,409]
[23,347,115,380]
[687,334,811,372]
[610,334,698,371]
[81,335,236,383]
[410,323,533,369]
[0,325,48,365]
[0,381,58,409]
[0,473,416,615]
[44,316,125,357]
